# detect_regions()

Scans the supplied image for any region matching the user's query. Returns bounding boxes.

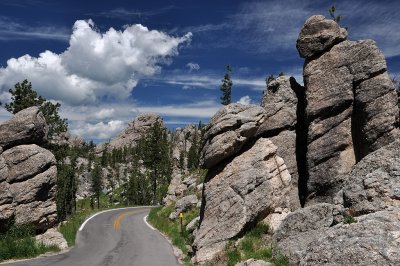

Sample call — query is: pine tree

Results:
[4,79,68,139]
[91,162,102,209]
[220,65,233,105]
[141,122,172,204]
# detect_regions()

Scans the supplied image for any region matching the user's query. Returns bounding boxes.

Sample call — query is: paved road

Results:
[2,207,180,266]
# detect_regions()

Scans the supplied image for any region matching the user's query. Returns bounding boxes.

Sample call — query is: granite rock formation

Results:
[0,107,57,232]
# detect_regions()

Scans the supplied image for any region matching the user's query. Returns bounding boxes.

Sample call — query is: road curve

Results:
[2,207,180,266]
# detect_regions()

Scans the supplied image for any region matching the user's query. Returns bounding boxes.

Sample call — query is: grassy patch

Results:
[147,205,200,263]
[224,222,273,266]
[0,225,60,262]
[343,215,357,224]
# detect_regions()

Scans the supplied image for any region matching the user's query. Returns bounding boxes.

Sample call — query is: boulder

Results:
[35,228,68,250]
[0,107,48,150]
[200,103,266,169]
[194,138,292,263]
[337,140,400,215]
[296,15,347,58]
[3,144,56,183]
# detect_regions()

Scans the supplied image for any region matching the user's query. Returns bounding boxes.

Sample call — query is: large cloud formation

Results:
[0,19,192,105]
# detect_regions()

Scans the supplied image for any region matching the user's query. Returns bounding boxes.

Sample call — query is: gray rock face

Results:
[51,131,85,148]
[194,138,292,263]
[303,33,399,204]
[0,108,57,232]
[200,103,266,169]
[275,208,400,265]
[107,113,162,150]
[297,15,347,58]
[0,107,48,150]
[275,140,400,265]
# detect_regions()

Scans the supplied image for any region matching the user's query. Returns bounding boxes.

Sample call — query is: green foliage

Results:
[56,162,77,221]
[4,79,68,139]
[328,5,341,23]
[220,64,233,105]
[140,121,172,204]
[344,215,357,224]
[4,80,45,113]
[0,224,60,262]
[148,206,200,262]
[187,128,200,169]
[91,162,102,209]
[266,74,275,85]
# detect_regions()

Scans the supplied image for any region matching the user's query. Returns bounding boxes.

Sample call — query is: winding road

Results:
[2,207,180,266]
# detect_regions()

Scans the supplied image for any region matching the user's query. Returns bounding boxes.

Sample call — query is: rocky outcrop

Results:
[200,103,266,169]
[0,107,57,232]
[51,131,85,148]
[274,204,400,265]
[106,113,162,150]
[194,137,292,263]
[300,15,399,204]
[236,259,272,266]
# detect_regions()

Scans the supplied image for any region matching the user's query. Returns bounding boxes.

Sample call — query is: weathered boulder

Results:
[35,228,68,250]
[194,138,292,263]
[0,107,48,150]
[336,140,400,215]
[301,17,399,203]
[3,144,56,183]
[200,103,266,169]
[0,144,57,231]
[259,76,305,209]
[296,15,347,58]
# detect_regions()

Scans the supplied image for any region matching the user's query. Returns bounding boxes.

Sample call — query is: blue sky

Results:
[0,0,399,143]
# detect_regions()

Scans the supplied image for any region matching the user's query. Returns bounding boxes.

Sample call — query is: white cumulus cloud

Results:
[186,62,200,72]
[71,120,125,140]
[0,19,192,105]
[237,95,252,105]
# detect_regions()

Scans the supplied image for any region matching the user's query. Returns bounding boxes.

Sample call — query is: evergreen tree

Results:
[187,128,200,169]
[4,79,68,139]
[220,64,233,105]
[91,162,102,209]
[141,122,172,204]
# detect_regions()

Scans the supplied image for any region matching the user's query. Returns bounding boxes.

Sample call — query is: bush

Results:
[0,224,60,262]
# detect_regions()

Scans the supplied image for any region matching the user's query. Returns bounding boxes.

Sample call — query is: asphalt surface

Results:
[2,207,180,266]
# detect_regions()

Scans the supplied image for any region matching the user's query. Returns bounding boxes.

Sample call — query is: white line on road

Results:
[79,206,154,231]
[143,215,156,231]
